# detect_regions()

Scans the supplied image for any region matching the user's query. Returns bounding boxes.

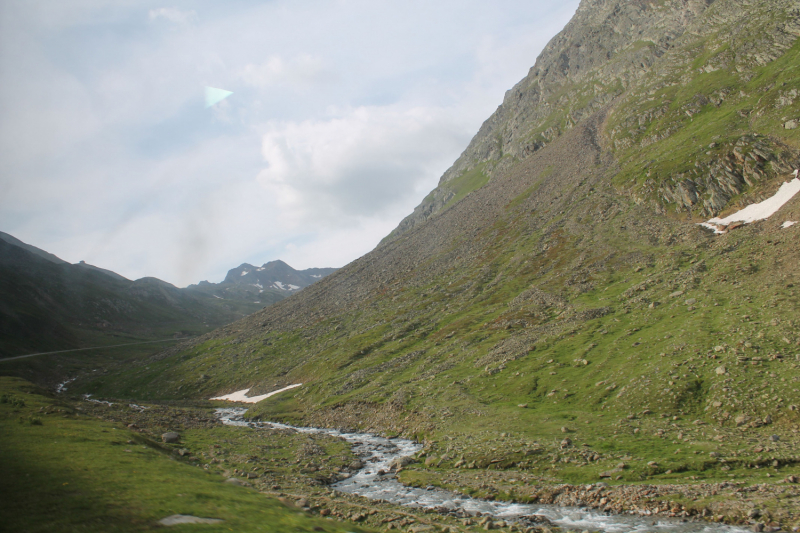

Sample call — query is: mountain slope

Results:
[79,0,800,518]
[0,235,339,360]
[387,0,800,240]
[0,238,235,358]
[0,231,68,265]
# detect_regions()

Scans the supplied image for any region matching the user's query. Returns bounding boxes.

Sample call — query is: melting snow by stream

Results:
[210,385,302,403]
[216,408,748,533]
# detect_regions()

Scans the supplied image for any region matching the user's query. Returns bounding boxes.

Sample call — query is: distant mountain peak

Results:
[222,259,336,291]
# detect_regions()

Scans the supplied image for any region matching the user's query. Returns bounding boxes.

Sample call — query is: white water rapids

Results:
[216,408,749,533]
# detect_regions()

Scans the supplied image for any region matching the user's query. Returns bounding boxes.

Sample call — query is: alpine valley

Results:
[2,1,800,532]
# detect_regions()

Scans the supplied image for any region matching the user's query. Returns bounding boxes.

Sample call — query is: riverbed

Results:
[216,408,749,533]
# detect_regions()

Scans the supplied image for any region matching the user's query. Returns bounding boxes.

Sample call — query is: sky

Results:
[0,0,580,287]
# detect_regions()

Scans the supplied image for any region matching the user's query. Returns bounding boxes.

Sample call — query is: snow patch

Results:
[240,270,249,276]
[213,295,224,299]
[210,383,302,404]
[252,282,263,289]
[310,274,322,278]
[782,220,797,228]
[287,284,300,290]
[701,177,800,233]
[273,281,287,290]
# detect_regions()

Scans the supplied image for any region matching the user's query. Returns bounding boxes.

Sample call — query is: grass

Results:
[0,376,373,533]
[443,163,490,211]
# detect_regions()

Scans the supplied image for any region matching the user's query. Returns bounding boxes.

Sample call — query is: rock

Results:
[424,455,438,467]
[752,523,764,533]
[669,290,684,298]
[224,478,248,486]
[712,401,723,408]
[715,366,727,375]
[390,456,415,470]
[735,414,749,426]
[518,403,528,408]
[560,438,572,449]
[161,432,180,443]
[296,498,309,508]
[786,474,799,483]
[784,119,798,130]
[713,345,725,352]
[158,515,223,526]
[685,298,697,305]
[349,460,364,470]
[408,526,434,533]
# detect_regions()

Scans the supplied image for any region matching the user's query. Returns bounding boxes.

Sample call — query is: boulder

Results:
[389,456,415,470]
[162,432,180,443]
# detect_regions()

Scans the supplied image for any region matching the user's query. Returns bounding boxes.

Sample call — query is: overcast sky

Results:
[0,0,579,287]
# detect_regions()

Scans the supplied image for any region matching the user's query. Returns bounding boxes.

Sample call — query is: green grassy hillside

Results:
[0,376,374,533]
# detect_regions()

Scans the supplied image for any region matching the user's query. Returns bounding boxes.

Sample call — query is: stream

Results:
[216,408,748,533]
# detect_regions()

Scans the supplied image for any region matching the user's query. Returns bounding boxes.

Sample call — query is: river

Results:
[216,408,749,533]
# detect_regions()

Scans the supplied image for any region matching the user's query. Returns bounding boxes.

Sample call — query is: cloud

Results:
[0,0,582,287]
[256,104,471,227]
[240,54,335,88]
[148,7,198,25]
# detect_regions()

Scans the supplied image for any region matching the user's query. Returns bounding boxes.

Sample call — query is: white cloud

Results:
[257,104,470,227]
[240,54,334,88]
[148,7,198,25]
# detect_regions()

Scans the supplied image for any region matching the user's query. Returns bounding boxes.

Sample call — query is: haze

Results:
[0,0,579,286]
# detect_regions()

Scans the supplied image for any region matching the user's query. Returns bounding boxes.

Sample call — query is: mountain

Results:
[0,231,68,265]
[185,260,337,306]
[0,235,336,359]
[65,0,799,521]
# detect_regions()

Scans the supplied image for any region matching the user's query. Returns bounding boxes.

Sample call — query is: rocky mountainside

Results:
[73,0,800,525]
[387,0,800,240]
